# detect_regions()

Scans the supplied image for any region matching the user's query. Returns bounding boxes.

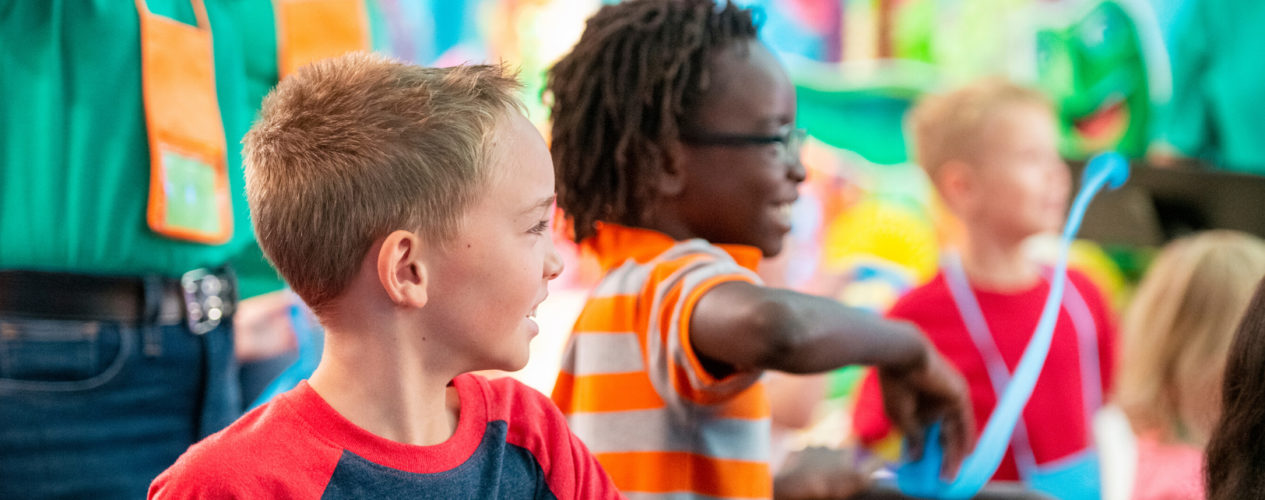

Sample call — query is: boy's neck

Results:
[307,319,461,447]
[958,228,1040,292]
[632,213,694,243]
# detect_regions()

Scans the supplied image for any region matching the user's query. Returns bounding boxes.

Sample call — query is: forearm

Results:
[756,288,928,374]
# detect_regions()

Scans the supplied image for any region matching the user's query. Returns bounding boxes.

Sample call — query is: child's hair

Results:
[1116,231,1265,444]
[1204,276,1265,500]
[545,0,757,242]
[909,77,1053,178]
[243,52,522,314]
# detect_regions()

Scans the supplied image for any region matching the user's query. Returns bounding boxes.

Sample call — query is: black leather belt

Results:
[0,269,235,333]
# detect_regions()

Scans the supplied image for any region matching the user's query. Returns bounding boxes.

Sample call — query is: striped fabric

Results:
[552,223,773,499]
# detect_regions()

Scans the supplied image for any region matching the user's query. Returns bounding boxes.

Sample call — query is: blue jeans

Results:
[0,316,240,499]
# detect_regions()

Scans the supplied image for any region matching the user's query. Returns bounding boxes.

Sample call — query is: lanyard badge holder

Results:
[896,152,1130,499]
[136,0,232,245]
[274,0,370,79]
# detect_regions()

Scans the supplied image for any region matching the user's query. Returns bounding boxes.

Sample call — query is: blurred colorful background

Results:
[266,0,1263,446]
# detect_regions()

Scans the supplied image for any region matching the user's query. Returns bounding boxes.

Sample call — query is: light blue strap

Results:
[942,254,1012,398]
[1062,276,1104,423]
[896,152,1129,499]
[941,254,1041,477]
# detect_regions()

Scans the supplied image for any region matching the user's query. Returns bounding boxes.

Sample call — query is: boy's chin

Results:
[759,239,786,258]
[490,349,531,373]
[491,361,529,374]
[1038,220,1065,235]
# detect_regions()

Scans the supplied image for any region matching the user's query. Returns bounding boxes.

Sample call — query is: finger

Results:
[902,418,925,461]
[938,416,966,478]
[939,400,975,478]
[883,395,918,454]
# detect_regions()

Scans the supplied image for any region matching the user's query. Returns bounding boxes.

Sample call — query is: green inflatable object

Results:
[1038,0,1155,159]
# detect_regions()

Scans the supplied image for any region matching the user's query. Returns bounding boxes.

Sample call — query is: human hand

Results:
[877,345,973,479]
[233,290,298,362]
[773,447,879,500]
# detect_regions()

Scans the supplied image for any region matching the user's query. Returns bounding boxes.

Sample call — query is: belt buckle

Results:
[179,268,235,335]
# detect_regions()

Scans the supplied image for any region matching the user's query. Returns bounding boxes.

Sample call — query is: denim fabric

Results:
[0,317,239,499]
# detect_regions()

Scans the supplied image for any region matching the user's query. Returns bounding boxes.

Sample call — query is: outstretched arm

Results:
[691,281,925,373]
[690,281,974,474]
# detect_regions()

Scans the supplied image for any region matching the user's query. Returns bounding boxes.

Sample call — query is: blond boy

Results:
[852,79,1118,497]
[149,53,619,499]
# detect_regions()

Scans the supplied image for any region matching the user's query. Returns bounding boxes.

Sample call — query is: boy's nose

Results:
[544,241,565,281]
[788,157,806,183]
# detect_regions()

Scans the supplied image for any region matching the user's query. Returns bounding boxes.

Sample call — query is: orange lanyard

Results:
[274,0,371,79]
[135,0,233,244]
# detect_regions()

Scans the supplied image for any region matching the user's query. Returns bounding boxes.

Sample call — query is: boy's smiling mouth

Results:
[776,202,792,222]
[528,296,547,319]
[772,200,795,230]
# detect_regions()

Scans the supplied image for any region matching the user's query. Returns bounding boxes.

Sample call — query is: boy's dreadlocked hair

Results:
[546,0,758,242]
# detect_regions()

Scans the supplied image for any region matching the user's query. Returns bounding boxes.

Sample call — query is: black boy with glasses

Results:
[545,1,975,498]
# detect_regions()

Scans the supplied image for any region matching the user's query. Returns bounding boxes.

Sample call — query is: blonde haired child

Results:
[852,77,1119,499]
[1112,230,1265,499]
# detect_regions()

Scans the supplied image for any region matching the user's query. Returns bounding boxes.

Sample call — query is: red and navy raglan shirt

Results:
[149,374,622,499]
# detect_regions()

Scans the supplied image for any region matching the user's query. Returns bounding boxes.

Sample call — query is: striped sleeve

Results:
[648,241,764,406]
[554,237,774,499]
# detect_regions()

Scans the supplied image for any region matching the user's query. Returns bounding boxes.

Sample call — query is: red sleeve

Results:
[148,395,340,500]
[149,449,299,500]
[851,368,894,445]
[489,377,624,500]
[149,461,239,500]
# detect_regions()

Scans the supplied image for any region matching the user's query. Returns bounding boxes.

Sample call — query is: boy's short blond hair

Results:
[244,52,522,313]
[909,77,1054,178]
[1116,231,1265,444]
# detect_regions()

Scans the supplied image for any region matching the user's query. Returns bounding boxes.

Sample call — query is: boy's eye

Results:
[529,219,550,234]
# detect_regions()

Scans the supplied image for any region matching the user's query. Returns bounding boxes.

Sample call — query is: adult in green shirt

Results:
[1149,0,1265,175]
[0,1,282,497]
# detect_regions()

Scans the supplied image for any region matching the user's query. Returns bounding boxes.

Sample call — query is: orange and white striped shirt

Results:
[552,223,772,499]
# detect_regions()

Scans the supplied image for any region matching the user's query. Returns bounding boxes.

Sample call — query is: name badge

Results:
[135,0,232,244]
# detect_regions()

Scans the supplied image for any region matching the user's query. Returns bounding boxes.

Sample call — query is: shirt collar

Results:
[581,222,763,272]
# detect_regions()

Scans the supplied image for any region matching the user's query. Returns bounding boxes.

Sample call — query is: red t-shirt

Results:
[150,374,621,499]
[852,270,1116,481]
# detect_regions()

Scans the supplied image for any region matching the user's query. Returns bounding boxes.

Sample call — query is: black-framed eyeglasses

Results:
[679,128,807,165]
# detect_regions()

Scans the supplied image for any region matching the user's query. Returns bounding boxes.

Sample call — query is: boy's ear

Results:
[376,230,428,308]
[655,143,688,197]
[937,159,975,211]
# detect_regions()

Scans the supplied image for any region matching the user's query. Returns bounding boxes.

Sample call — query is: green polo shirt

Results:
[0,0,283,295]
[1153,0,1265,174]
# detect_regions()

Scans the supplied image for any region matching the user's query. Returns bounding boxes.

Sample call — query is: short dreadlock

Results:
[546,0,759,242]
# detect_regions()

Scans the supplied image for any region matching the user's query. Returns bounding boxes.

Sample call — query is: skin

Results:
[938,103,1071,292]
[655,39,804,258]
[645,39,975,477]
[307,108,563,446]
[774,447,880,500]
